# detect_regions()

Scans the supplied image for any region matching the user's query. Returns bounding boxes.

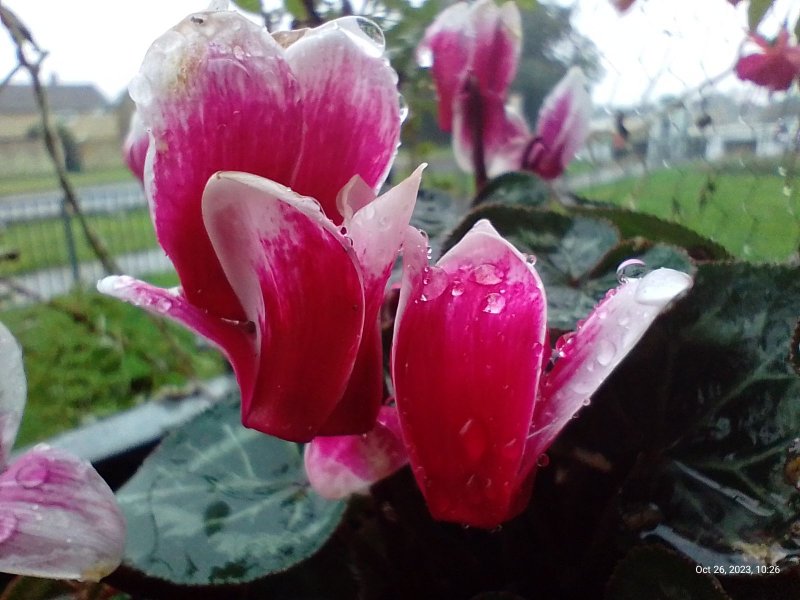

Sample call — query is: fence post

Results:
[60,195,80,286]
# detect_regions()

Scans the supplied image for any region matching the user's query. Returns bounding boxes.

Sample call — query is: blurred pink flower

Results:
[735,27,800,91]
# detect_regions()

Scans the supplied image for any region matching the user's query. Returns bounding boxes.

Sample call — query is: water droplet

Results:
[398,93,409,123]
[0,513,17,544]
[420,266,448,302]
[325,16,385,57]
[450,279,465,297]
[634,269,692,306]
[525,254,537,266]
[616,258,647,283]
[471,263,503,285]
[16,460,48,488]
[555,331,576,354]
[233,45,245,60]
[459,419,488,463]
[482,293,506,314]
[536,453,550,467]
[595,339,616,367]
[581,397,591,406]
[532,342,544,359]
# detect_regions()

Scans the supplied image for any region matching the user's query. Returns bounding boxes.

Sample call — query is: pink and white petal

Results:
[417,2,474,132]
[285,18,401,221]
[132,9,302,319]
[452,91,530,176]
[0,446,125,581]
[316,167,423,435]
[122,111,148,183]
[305,405,408,499]
[470,0,522,102]
[96,276,258,405]
[528,268,693,462]
[529,67,592,180]
[202,172,366,442]
[392,221,548,528]
[0,322,25,470]
[336,175,376,223]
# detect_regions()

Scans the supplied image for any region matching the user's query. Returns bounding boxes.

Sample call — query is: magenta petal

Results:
[132,9,302,319]
[202,172,366,441]
[0,323,25,470]
[0,446,125,581]
[319,166,425,435]
[526,67,592,180]
[285,18,401,220]
[528,268,693,461]
[305,405,408,499]
[392,221,547,528]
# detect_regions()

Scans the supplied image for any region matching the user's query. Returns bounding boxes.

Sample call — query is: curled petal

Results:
[202,172,365,441]
[320,166,425,435]
[0,322,25,469]
[131,9,302,319]
[528,268,693,462]
[0,446,125,581]
[305,405,408,499]
[525,67,592,180]
[393,221,547,528]
[285,18,402,220]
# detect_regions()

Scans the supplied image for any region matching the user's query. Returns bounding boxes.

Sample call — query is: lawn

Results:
[576,162,800,262]
[0,166,135,197]
[2,272,226,447]
[1,206,158,276]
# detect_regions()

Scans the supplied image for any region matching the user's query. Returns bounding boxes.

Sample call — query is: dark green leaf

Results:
[232,0,262,14]
[791,319,800,376]
[570,205,731,261]
[747,0,773,31]
[587,264,800,567]
[473,172,549,208]
[0,577,75,600]
[606,545,730,600]
[284,0,307,20]
[116,399,346,586]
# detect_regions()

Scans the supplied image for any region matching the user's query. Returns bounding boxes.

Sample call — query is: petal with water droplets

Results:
[392,220,547,527]
[133,9,302,319]
[202,172,365,441]
[528,268,693,461]
[285,18,401,220]
[305,405,408,499]
[0,447,125,581]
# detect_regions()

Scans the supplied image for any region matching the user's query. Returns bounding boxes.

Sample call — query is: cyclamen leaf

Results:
[116,398,346,586]
[747,0,773,31]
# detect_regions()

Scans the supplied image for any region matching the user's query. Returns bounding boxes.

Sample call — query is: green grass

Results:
[0,166,135,197]
[578,164,800,262]
[2,271,226,446]
[1,207,158,276]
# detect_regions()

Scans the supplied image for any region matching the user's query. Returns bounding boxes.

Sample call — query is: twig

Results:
[0,2,119,275]
[0,62,21,92]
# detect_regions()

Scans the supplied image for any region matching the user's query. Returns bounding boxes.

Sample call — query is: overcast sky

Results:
[0,0,797,108]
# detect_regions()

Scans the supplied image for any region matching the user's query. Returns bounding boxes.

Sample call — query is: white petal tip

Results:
[633,268,693,307]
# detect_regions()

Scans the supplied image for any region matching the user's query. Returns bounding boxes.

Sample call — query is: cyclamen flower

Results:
[418,0,591,180]
[735,27,800,91]
[0,322,125,580]
[307,222,692,528]
[100,8,418,441]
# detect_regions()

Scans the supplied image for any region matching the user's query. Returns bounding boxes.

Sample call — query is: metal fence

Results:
[0,183,170,308]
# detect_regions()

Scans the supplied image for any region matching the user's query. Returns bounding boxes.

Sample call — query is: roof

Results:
[0,83,109,115]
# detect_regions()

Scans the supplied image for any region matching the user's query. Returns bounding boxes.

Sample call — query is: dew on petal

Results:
[616,258,647,283]
[554,331,575,354]
[536,453,550,467]
[16,460,49,489]
[525,254,537,266]
[326,16,386,57]
[398,93,409,123]
[482,293,506,314]
[421,266,449,301]
[471,263,503,285]
[450,279,465,297]
[0,512,17,544]
[595,338,616,367]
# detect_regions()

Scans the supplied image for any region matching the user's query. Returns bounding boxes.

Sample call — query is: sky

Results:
[0,0,798,108]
